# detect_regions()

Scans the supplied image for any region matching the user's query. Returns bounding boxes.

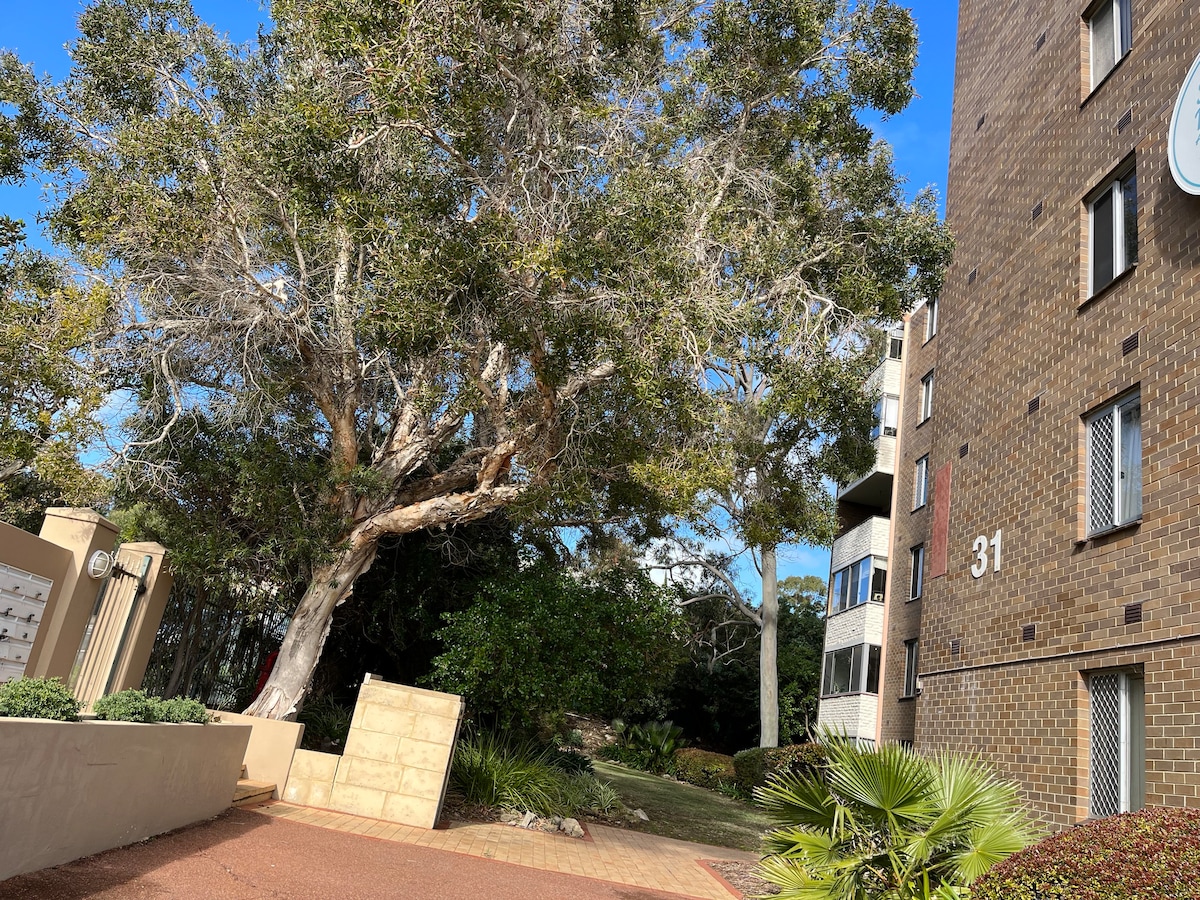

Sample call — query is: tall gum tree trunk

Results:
[242,532,378,719]
[759,546,779,748]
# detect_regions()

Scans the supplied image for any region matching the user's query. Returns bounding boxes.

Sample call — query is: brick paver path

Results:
[254,801,756,899]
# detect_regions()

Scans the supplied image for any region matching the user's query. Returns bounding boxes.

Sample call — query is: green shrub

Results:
[0,677,81,721]
[153,697,210,723]
[969,806,1200,900]
[606,720,686,773]
[733,747,768,794]
[92,689,159,722]
[673,748,736,790]
[733,742,826,795]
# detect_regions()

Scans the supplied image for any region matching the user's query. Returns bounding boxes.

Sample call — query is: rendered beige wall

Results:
[27,508,119,680]
[284,675,463,828]
[216,710,305,798]
[0,718,250,881]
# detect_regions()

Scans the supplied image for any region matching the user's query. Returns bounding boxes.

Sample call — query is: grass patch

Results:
[593,760,772,852]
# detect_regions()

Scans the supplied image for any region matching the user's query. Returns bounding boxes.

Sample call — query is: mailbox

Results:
[0,563,54,683]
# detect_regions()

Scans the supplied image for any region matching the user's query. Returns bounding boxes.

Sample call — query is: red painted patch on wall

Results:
[930,462,952,578]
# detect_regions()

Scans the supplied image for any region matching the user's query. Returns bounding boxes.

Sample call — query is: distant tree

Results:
[0,58,106,514]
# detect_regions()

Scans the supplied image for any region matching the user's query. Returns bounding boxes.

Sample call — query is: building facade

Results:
[880,0,1200,827]
[817,327,906,743]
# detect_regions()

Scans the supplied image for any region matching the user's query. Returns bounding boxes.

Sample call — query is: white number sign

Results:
[970,529,1002,578]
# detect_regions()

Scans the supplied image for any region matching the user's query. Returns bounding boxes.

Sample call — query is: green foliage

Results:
[92,689,159,723]
[673,748,736,791]
[152,696,210,723]
[450,729,616,817]
[668,576,827,753]
[757,738,1035,900]
[297,696,353,751]
[0,676,81,721]
[429,567,684,730]
[734,743,828,795]
[968,807,1200,900]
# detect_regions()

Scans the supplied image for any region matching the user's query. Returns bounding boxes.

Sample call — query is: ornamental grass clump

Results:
[451,729,620,817]
[757,737,1036,900]
[0,676,81,721]
[968,806,1200,900]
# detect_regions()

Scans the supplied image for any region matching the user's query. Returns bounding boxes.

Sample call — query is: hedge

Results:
[0,677,81,721]
[673,748,735,790]
[969,806,1200,900]
[732,742,826,794]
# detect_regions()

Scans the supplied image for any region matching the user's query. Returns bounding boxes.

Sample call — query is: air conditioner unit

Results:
[872,592,885,603]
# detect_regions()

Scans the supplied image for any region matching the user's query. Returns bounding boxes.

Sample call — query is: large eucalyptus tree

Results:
[7,0,949,718]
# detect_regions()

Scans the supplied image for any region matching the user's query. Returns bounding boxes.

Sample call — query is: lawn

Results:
[592,761,773,852]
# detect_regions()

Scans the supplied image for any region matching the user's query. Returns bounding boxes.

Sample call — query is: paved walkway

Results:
[254,801,756,899]
[0,803,759,899]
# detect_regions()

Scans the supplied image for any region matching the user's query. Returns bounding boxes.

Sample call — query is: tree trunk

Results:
[759,545,779,748]
[241,532,378,719]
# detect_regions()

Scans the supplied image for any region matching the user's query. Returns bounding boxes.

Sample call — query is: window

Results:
[925,298,938,341]
[903,639,920,697]
[910,545,925,600]
[913,455,929,510]
[1089,669,1144,816]
[829,556,887,614]
[1089,166,1137,295]
[919,371,934,423]
[1088,0,1132,89]
[870,394,900,440]
[888,336,904,360]
[1087,394,1141,534]
[823,644,882,696]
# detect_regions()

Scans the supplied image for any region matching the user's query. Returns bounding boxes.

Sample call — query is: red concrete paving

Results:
[0,809,714,899]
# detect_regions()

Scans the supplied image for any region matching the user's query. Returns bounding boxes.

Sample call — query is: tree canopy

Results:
[5,0,950,717]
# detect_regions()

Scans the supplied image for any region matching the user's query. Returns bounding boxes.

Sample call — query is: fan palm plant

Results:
[755,737,1037,900]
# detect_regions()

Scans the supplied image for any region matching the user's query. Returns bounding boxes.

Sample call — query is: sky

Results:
[0,1,960,587]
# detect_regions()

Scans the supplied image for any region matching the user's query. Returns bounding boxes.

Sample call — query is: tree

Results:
[0,57,106,513]
[12,0,949,718]
[756,738,1036,900]
[664,572,826,752]
[428,566,684,730]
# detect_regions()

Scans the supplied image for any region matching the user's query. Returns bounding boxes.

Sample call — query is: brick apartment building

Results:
[873,0,1200,827]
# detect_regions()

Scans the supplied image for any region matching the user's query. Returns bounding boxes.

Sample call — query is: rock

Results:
[500,810,520,825]
[632,808,650,821]
[560,818,585,838]
[539,819,559,833]
[519,811,538,829]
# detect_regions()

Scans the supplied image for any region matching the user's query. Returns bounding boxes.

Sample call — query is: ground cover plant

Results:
[969,806,1200,900]
[593,760,773,851]
[0,676,81,720]
[756,738,1035,899]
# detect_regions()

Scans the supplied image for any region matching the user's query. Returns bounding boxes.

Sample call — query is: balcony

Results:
[837,355,902,510]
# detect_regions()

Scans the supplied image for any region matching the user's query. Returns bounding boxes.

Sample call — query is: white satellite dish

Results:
[87,550,115,580]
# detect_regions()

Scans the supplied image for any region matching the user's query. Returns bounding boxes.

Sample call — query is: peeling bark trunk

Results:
[759,546,779,748]
[242,532,378,719]
[242,484,522,719]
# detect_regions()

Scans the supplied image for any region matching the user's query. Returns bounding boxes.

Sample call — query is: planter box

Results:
[0,717,251,881]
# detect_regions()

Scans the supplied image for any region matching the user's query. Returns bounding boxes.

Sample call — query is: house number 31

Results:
[970,529,1002,578]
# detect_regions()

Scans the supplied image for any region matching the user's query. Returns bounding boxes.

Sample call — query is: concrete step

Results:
[233,779,276,808]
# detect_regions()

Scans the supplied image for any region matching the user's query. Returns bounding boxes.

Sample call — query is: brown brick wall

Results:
[880,0,1200,821]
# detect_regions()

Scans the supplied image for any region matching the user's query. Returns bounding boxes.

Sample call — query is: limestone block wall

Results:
[284,675,463,828]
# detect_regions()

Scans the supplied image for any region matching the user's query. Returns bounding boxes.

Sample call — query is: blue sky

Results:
[0,1,959,585]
